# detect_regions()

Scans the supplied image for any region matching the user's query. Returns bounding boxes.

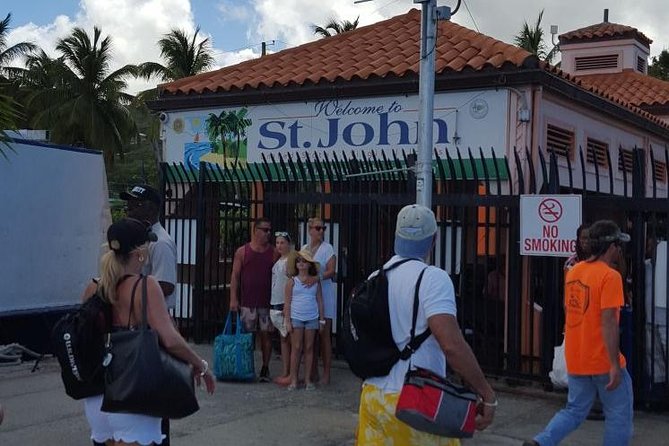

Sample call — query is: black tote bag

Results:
[101,276,199,419]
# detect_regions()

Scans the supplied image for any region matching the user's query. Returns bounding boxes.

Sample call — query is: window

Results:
[586,138,609,168]
[546,124,574,159]
[637,56,646,73]
[653,160,667,183]
[618,148,634,173]
[575,54,618,71]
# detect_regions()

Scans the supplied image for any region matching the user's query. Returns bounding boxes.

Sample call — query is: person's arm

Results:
[284,279,294,333]
[316,282,325,330]
[150,241,177,300]
[322,255,336,281]
[80,281,98,303]
[428,314,496,430]
[229,246,244,312]
[601,308,622,390]
[144,277,215,393]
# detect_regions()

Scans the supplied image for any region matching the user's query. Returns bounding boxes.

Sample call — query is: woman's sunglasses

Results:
[311,226,326,231]
[296,257,307,263]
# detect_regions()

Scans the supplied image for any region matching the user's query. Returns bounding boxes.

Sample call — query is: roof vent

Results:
[575,54,619,71]
[636,56,645,73]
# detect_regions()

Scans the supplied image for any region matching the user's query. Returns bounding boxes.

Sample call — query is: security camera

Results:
[158,112,169,123]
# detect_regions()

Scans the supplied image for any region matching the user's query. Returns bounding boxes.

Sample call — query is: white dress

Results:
[302,242,336,322]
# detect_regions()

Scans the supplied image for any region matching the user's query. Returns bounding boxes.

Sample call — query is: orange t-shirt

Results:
[564,260,626,375]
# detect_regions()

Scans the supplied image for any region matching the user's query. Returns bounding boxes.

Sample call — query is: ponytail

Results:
[98,250,126,304]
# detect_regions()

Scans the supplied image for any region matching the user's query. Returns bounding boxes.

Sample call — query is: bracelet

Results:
[319,319,326,325]
[199,359,209,377]
[480,398,498,407]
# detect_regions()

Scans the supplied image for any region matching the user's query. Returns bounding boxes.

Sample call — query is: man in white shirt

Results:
[121,184,177,446]
[356,204,497,445]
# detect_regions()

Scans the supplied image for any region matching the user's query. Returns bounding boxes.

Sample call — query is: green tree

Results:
[514,10,557,63]
[312,16,359,38]
[25,27,137,166]
[648,50,669,81]
[0,13,37,80]
[137,27,214,83]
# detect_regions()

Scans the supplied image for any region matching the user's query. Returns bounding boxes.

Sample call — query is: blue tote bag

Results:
[213,312,255,381]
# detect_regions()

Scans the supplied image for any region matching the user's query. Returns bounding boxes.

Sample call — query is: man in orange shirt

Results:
[525,220,634,446]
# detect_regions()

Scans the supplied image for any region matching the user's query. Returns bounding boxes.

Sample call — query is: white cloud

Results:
[217,1,253,22]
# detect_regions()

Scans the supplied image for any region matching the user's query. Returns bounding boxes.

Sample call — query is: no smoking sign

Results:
[520,195,582,257]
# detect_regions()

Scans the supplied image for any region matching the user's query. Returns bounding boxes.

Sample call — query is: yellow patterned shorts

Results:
[355,383,461,446]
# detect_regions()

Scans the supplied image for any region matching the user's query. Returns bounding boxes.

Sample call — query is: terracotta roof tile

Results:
[158,9,668,132]
[559,22,652,47]
[160,9,534,96]
[576,71,669,108]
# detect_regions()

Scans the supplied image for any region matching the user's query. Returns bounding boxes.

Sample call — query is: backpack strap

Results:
[382,257,414,273]
[399,267,431,360]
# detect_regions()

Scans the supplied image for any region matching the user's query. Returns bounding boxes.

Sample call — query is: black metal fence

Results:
[160,145,669,409]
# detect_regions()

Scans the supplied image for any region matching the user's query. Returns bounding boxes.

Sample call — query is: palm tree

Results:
[514,10,557,63]
[25,27,137,166]
[0,13,37,80]
[312,16,359,38]
[137,27,214,83]
[227,109,251,166]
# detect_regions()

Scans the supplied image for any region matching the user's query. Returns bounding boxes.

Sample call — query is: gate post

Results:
[631,148,646,393]
[194,161,207,343]
[542,153,561,375]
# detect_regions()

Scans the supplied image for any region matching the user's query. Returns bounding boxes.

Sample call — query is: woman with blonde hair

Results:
[284,250,325,391]
[301,217,336,385]
[81,218,215,446]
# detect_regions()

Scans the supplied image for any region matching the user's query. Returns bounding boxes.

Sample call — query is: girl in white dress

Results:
[269,231,293,385]
[302,217,336,385]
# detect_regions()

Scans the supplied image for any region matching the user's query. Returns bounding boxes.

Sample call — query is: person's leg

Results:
[258,308,273,381]
[320,318,332,385]
[533,375,595,446]
[281,334,291,376]
[160,418,170,445]
[304,327,317,387]
[289,324,304,388]
[597,369,634,446]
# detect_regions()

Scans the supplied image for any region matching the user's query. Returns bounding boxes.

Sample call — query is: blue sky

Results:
[5,1,668,94]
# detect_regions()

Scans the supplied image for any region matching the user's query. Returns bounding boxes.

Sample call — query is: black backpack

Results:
[51,290,112,400]
[342,258,431,379]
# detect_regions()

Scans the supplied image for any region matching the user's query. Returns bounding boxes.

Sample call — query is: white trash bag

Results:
[549,340,569,389]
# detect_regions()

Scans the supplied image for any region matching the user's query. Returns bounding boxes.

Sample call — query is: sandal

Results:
[287,384,297,391]
[305,382,316,391]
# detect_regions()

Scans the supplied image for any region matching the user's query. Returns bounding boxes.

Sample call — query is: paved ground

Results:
[1,344,667,445]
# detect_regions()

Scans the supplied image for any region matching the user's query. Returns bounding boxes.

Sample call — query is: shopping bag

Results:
[213,312,255,381]
[549,339,568,389]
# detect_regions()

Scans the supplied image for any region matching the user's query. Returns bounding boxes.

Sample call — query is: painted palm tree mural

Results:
[202,108,252,167]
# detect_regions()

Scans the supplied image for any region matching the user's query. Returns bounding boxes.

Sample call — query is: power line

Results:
[462,0,480,33]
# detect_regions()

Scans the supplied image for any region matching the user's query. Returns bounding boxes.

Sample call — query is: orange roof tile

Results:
[160,9,536,96]
[559,22,652,47]
[576,70,669,108]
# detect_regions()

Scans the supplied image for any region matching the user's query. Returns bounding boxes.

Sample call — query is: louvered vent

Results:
[618,149,634,173]
[586,138,609,168]
[637,56,646,73]
[654,160,667,183]
[546,124,574,159]
[575,54,619,71]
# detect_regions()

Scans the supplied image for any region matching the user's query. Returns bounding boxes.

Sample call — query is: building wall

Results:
[539,92,668,197]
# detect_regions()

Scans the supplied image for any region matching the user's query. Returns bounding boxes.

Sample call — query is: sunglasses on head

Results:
[274,231,289,237]
[296,257,307,263]
[311,225,326,231]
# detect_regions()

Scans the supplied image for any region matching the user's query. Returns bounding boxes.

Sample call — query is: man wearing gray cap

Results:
[356,204,496,444]
[525,219,633,446]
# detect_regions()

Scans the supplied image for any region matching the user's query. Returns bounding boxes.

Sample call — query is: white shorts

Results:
[84,394,164,445]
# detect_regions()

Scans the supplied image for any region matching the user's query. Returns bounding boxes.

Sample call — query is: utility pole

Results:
[414,1,453,207]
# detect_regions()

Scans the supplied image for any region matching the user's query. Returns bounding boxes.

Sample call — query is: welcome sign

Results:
[163,89,509,169]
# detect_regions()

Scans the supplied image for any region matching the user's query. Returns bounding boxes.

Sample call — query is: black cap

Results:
[589,220,631,244]
[120,184,162,206]
[107,218,158,254]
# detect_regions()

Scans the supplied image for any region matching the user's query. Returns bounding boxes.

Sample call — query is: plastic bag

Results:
[549,339,568,389]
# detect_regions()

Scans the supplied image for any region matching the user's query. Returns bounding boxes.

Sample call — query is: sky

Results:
[5,0,669,94]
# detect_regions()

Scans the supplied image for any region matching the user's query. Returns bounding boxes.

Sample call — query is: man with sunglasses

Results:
[230,217,280,382]
[525,220,633,446]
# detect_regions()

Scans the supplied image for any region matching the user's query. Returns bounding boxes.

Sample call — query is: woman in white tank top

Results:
[269,231,293,385]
